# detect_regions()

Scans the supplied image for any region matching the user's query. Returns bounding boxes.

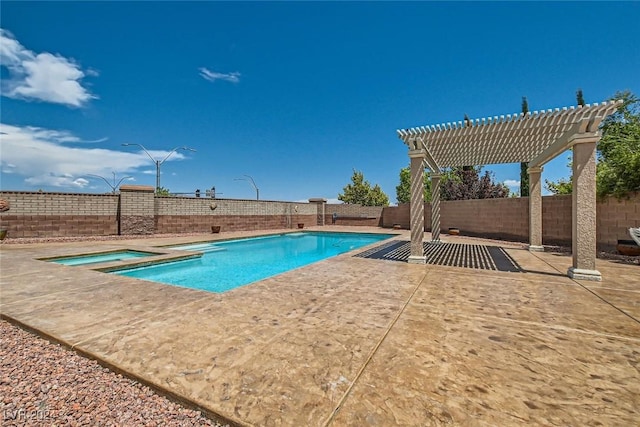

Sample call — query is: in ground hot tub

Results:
[46,250,158,266]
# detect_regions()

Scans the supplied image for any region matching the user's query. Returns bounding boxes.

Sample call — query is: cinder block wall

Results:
[596,193,640,250]
[324,204,383,226]
[2,190,636,248]
[440,197,529,241]
[542,195,573,245]
[156,198,316,233]
[382,203,410,228]
[381,193,640,250]
[0,191,118,237]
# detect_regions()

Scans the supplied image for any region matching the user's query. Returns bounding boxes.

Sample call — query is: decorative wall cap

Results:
[308,198,327,203]
[120,185,155,192]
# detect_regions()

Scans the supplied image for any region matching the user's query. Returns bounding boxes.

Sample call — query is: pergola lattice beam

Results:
[397,101,621,167]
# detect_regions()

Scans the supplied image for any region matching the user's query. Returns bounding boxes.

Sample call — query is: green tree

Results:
[546,90,640,198]
[339,169,390,206]
[520,96,530,197]
[596,90,640,198]
[156,186,171,196]
[368,184,390,206]
[545,177,573,195]
[396,166,431,204]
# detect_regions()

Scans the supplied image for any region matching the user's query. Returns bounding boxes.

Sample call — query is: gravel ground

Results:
[0,321,228,427]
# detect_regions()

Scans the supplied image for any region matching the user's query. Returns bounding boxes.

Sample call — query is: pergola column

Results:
[528,166,544,251]
[430,173,442,243]
[408,148,426,264]
[568,137,601,281]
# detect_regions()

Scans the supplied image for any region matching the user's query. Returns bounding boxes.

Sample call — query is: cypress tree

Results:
[520,96,530,197]
[576,88,585,106]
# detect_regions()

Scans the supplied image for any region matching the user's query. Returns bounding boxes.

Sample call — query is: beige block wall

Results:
[0,191,119,237]
[0,191,119,215]
[381,193,640,250]
[324,204,383,226]
[542,195,573,245]
[440,197,529,241]
[155,198,316,233]
[597,192,640,249]
[1,190,637,247]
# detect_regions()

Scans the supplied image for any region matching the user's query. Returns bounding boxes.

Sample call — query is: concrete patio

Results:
[1,227,639,426]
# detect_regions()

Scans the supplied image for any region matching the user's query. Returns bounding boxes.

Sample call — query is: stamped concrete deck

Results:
[1,227,639,426]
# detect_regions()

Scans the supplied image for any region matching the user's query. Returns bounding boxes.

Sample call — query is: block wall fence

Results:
[0,187,638,251]
[382,193,640,251]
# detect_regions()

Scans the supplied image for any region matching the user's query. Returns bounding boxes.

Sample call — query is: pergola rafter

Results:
[398,102,619,167]
[397,100,622,281]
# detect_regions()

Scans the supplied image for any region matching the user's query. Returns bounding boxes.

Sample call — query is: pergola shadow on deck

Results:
[398,100,621,281]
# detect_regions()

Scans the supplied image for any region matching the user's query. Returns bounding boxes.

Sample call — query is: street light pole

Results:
[122,143,196,192]
[234,174,259,200]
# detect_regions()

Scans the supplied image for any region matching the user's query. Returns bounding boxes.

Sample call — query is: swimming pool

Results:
[114,232,395,293]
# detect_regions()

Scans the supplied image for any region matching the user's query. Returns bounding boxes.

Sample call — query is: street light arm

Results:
[243,174,259,192]
[87,173,133,194]
[121,143,155,163]
[115,176,133,188]
[235,174,259,200]
[87,174,116,192]
[158,146,196,165]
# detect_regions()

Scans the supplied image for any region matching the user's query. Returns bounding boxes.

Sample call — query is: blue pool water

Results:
[50,250,155,266]
[115,232,394,293]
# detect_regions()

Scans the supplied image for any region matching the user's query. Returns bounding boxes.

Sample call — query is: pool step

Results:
[172,244,227,253]
[199,246,227,253]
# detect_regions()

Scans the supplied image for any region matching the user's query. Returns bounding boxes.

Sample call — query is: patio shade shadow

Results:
[355,241,522,272]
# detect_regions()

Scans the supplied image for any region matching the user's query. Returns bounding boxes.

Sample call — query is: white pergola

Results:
[397,100,621,281]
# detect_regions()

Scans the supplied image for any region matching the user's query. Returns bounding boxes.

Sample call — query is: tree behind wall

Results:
[339,169,390,206]
[545,89,640,198]
[519,97,530,197]
[576,88,586,106]
[596,90,640,198]
[441,166,510,200]
[396,166,431,204]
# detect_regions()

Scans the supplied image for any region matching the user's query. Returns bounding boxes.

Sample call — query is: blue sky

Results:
[1,2,639,203]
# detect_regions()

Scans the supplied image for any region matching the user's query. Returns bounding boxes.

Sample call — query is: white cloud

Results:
[0,28,96,107]
[0,123,187,189]
[198,67,240,83]
[25,174,89,188]
[504,179,521,188]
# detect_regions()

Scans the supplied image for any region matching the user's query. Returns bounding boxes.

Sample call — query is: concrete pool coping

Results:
[1,226,639,426]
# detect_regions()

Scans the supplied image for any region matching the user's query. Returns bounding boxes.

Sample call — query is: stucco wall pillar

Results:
[408,149,426,263]
[430,173,441,243]
[568,139,601,281]
[528,166,544,251]
[308,198,327,226]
